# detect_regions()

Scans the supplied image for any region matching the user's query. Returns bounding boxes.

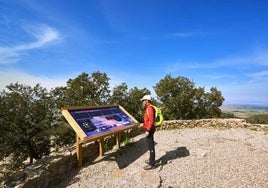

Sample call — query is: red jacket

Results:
[143,102,155,131]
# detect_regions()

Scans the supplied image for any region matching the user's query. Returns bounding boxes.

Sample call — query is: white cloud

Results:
[214,49,268,67]
[202,74,235,80]
[252,49,268,66]
[0,24,60,64]
[168,31,214,38]
[199,81,268,106]
[171,32,195,38]
[166,49,268,106]
[248,70,268,81]
[168,48,268,72]
[0,15,12,26]
[0,70,68,91]
[0,69,156,94]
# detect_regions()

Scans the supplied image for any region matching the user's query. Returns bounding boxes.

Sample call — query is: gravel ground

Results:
[54,128,268,188]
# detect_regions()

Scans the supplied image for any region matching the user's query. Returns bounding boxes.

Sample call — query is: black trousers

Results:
[146,128,155,166]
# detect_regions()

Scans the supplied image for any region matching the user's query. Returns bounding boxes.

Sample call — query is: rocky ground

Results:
[54,127,268,188]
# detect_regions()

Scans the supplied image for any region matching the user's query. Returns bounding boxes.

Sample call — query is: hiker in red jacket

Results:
[140,95,156,170]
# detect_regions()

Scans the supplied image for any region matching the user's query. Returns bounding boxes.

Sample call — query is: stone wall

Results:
[2,118,268,188]
[157,118,268,131]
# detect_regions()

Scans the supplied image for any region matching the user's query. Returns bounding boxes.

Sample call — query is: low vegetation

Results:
[246,114,268,124]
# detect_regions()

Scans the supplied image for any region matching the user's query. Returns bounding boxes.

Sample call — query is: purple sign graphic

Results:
[69,107,134,136]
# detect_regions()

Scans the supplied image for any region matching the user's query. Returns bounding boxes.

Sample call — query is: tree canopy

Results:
[154,74,224,120]
[0,71,225,172]
[0,83,53,168]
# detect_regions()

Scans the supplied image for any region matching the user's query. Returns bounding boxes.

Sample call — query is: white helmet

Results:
[140,95,152,101]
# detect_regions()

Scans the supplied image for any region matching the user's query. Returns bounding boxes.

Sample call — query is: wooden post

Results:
[99,138,104,156]
[76,135,83,168]
[115,133,121,150]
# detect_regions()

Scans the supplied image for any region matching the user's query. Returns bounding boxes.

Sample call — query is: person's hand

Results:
[144,131,149,137]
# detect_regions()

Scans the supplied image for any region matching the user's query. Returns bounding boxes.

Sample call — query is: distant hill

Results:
[220,104,268,119]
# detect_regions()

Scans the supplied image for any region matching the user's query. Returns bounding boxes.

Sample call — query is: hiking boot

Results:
[143,164,155,170]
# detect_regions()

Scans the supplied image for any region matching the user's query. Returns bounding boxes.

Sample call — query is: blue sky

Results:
[0,0,268,106]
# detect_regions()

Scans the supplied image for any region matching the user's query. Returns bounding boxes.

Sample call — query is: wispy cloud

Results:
[166,60,213,73]
[168,49,268,73]
[165,49,268,105]
[202,74,236,80]
[249,70,268,81]
[0,24,60,64]
[252,49,268,66]
[218,81,268,105]
[169,32,198,38]
[168,31,213,38]
[213,49,268,67]
[171,32,195,38]
[0,15,12,26]
[0,69,69,91]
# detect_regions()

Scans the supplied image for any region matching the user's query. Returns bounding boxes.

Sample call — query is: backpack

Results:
[148,105,164,127]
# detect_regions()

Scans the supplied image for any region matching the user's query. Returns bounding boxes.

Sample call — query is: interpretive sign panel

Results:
[61,105,138,141]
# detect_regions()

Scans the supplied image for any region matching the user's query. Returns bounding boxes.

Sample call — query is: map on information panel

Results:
[67,106,136,137]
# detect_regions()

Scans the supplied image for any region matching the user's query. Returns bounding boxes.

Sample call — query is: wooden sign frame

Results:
[61,105,138,167]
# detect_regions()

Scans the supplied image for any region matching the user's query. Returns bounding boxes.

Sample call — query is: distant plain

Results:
[220,105,268,119]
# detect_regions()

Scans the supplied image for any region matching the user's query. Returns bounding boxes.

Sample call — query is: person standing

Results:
[140,95,156,170]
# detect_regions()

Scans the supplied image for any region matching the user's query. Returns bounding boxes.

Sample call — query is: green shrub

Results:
[246,114,268,124]
[220,112,235,118]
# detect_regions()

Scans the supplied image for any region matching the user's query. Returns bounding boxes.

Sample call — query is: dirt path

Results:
[54,128,268,188]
